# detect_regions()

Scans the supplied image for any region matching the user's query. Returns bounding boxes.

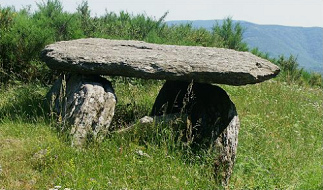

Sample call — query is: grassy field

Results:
[0,78,322,189]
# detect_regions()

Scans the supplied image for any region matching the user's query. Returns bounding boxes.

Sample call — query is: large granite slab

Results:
[41,38,280,85]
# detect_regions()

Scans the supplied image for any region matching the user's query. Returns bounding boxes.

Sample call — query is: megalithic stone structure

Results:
[41,38,280,186]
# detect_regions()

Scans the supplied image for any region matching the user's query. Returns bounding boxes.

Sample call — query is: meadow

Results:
[0,0,322,189]
[0,80,322,189]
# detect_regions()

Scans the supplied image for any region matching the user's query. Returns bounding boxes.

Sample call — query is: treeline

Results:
[0,0,321,87]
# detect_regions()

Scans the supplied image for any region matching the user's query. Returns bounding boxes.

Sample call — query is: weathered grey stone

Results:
[41,38,280,86]
[150,81,240,186]
[47,74,116,147]
[139,116,154,124]
[214,111,240,187]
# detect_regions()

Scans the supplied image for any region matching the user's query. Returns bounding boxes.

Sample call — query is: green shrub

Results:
[251,47,272,61]
[308,72,322,87]
[33,0,84,41]
[0,6,15,30]
[76,1,94,37]
[275,55,322,87]
[212,17,248,51]
[0,7,53,83]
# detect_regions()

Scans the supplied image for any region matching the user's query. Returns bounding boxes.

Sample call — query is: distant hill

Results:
[167,20,323,73]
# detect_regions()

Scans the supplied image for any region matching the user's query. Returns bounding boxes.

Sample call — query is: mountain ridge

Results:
[167,20,323,73]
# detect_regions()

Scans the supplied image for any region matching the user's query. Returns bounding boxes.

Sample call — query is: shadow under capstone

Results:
[151,80,240,186]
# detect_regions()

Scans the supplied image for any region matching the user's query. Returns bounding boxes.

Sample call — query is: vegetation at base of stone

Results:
[0,0,322,87]
[0,80,322,189]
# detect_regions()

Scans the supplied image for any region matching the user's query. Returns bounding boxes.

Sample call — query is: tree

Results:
[212,17,248,51]
[277,55,302,83]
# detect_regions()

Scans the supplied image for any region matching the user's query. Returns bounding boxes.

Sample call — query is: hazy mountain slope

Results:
[167,20,323,73]
[241,22,322,72]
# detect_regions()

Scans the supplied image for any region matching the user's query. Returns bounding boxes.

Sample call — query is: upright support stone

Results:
[214,110,240,186]
[47,74,117,147]
[151,81,240,186]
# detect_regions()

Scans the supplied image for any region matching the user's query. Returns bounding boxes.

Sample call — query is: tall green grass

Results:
[223,82,322,189]
[0,80,322,189]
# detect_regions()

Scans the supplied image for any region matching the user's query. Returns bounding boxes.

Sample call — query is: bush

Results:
[308,73,322,87]
[212,17,248,51]
[33,0,84,41]
[0,7,53,83]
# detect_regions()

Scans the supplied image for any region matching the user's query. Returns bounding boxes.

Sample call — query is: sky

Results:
[0,0,322,27]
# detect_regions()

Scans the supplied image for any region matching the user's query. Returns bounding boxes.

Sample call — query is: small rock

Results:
[32,149,48,160]
[139,116,153,124]
[135,150,150,158]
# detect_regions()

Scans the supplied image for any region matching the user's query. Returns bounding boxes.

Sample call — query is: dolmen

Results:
[41,38,280,186]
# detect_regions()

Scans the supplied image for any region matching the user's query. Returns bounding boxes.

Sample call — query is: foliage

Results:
[33,0,84,41]
[308,72,322,86]
[277,55,302,83]
[250,47,272,61]
[76,0,94,37]
[0,6,53,84]
[212,17,248,51]
[276,55,322,87]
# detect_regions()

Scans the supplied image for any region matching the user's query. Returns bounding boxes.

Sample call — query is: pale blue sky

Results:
[0,0,322,27]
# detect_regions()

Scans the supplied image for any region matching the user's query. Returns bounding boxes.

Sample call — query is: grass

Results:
[0,79,322,189]
[224,82,323,189]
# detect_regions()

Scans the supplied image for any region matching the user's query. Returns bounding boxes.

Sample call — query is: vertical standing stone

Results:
[214,106,240,186]
[151,81,240,186]
[47,74,117,147]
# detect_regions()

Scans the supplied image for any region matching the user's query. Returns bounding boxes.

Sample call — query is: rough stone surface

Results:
[139,116,154,124]
[214,114,240,186]
[150,81,240,186]
[41,38,280,86]
[47,74,116,147]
